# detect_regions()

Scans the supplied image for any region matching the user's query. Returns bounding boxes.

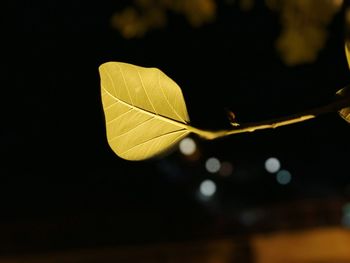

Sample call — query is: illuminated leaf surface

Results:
[99,62,191,160]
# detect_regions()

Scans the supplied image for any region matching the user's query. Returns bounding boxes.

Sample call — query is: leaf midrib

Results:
[102,85,190,130]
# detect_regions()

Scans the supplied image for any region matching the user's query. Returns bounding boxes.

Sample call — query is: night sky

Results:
[1,0,350,253]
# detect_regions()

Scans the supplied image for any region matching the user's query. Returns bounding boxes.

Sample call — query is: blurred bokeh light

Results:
[205,157,221,173]
[264,157,281,173]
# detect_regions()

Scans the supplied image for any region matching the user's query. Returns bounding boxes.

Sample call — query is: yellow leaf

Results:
[99,62,192,161]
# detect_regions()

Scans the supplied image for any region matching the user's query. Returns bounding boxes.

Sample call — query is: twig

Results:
[189,92,350,140]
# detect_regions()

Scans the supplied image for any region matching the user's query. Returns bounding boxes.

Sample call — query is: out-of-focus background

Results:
[2,0,350,262]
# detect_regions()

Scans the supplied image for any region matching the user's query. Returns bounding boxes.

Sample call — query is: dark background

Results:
[1,0,350,255]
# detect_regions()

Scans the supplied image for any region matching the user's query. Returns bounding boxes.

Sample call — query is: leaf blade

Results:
[100,62,191,160]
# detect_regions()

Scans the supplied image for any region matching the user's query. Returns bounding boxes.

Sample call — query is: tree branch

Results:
[190,91,350,140]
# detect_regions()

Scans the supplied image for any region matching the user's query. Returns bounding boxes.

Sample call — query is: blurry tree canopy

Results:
[111,0,344,66]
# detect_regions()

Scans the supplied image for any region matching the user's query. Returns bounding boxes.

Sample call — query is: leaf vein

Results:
[109,116,155,141]
[115,63,134,105]
[120,129,187,155]
[104,68,118,99]
[158,70,186,122]
[102,86,189,130]
[104,100,120,110]
[106,108,133,124]
[137,69,157,114]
